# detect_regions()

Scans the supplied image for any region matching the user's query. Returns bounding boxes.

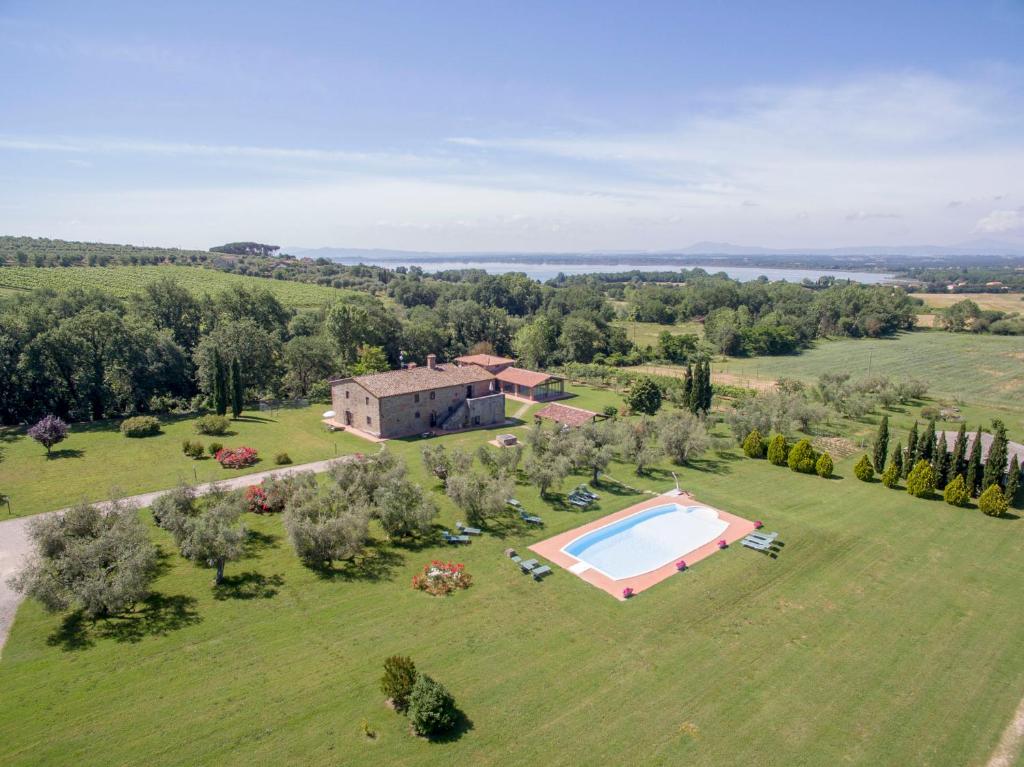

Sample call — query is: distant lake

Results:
[328,257,894,284]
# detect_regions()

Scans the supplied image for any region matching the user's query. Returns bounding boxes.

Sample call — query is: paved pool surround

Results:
[529,492,756,600]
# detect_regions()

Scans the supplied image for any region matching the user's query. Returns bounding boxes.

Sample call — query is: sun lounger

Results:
[568,495,591,509]
[442,530,471,544]
[519,558,539,572]
[520,511,543,525]
[741,537,771,552]
[506,498,523,509]
[531,565,552,580]
[456,522,482,535]
[747,530,778,544]
[510,555,523,564]
[576,485,599,500]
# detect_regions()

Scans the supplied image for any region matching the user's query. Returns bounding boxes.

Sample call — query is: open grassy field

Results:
[0,265,348,308]
[917,292,1024,313]
[2,418,1023,766]
[613,319,704,349]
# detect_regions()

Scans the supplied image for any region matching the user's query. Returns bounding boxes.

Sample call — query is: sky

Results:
[1,0,1024,253]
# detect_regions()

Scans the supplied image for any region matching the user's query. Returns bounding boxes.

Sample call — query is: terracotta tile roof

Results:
[455,354,516,367]
[534,402,598,427]
[346,363,495,398]
[495,366,559,388]
[938,431,1024,473]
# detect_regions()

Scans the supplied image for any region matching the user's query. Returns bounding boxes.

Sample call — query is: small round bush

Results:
[742,429,766,459]
[380,655,418,712]
[905,459,936,498]
[207,441,224,456]
[767,434,788,466]
[407,674,457,737]
[195,415,230,436]
[216,446,258,469]
[881,462,900,489]
[602,405,618,419]
[943,474,969,507]
[120,415,161,438]
[854,455,874,482]
[978,485,1008,517]
[787,439,816,474]
[275,452,293,466]
[181,439,205,459]
[815,451,833,478]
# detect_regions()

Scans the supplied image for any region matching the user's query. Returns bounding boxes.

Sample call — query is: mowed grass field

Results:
[2,428,1024,766]
[613,319,705,349]
[917,292,1024,313]
[0,265,348,308]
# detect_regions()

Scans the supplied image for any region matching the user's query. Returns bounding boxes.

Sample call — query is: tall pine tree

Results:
[966,426,983,496]
[918,419,936,464]
[873,415,889,473]
[982,419,1009,491]
[212,349,228,417]
[682,363,693,407]
[229,357,244,419]
[950,423,968,483]
[932,433,950,490]
[904,422,918,479]
[891,440,903,479]
[700,360,713,414]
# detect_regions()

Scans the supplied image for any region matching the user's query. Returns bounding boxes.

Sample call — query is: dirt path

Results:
[987,693,1024,767]
[0,456,351,659]
[512,401,534,419]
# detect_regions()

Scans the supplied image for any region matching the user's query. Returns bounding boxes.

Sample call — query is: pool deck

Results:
[528,492,756,600]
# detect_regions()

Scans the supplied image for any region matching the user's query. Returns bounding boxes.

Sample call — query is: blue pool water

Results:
[562,503,728,580]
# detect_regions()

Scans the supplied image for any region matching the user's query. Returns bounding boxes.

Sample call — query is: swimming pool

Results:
[561,503,729,580]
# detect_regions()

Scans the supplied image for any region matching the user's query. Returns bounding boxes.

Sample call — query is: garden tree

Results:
[978,484,1009,517]
[881,462,900,488]
[177,495,247,585]
[445,469,514,525]
[1006,455,1020,506]
[421,443,455,487]
[400,307,448,364]
[982,420,1009,492]
[787,439,817,474]
[373,480,437,540]
[476,443,523,479]
[229,357,243,419]
[212,348,228,416]
[943,474,969,507]
[937,299,981,332]
[767,434,788,466]
[904,421,919,478]
[681,362,693,405]
[27,414,69,456]
[351,345,390,375]
[698,360,713,415]
[905,460,936,498]
[282,335,336,397]
[129,276,202,352]
[407,674,458,737]
[283,483,371,568]
[150,481,198,535]
[9,498,157,619]
[657,410,710,465]
[524,452,571,499]
[950,424,968,483]
[890,441,904,479]
[815,452,834,478]
[873,415,889,473]
[917,419,936,464]
[620,419,663,475]
[657,331,699,364]
[511,316,558,368]
[742,429,766,458]
[854,455,874,482]
[557,315,603,363]
[725,390,827,443]
[931,437,950,490]
[194,318,281,402]
[562,421,618,483]
[625,377,662,416]
[209,284,291,336]
[966,426,984,496]
[380,656,417,712]
[331,450,404,506]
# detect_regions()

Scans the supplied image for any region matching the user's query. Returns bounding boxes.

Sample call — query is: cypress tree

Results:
[701,361,713,414]
[904,421,918,478]
[682,363,693,408]
[1005,455,1020,506]
[966,426,983,496]
[932,435,949,490]
[982,419,1009,492]
[229,357,244,419]
[873,415,889,473]
[918,419,936,464]
[891,440,903,478]
[950,423,968,482]
[212,349,228,417]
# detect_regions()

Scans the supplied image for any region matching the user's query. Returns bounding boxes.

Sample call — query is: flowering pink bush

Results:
[717,539,727,549]
[622,587,634,599]
[676,560,687,571]
[412,561,472,596]
[215,446,258,469]
[245,485,271,513]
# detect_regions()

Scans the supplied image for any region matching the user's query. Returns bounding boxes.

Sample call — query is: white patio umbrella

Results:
[322,410,336,419]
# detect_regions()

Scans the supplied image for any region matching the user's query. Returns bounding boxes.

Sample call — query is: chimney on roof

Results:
[426,354,437,370]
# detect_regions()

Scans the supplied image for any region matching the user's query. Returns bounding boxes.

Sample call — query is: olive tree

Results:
[177,495,247,585]
[657,410,710,465]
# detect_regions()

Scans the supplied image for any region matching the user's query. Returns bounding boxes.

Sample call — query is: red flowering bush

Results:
[245,485,272,514]
[215,446,258,469]
[412,561,472,596]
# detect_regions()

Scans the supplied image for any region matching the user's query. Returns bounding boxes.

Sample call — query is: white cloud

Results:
[975,208,1024,234]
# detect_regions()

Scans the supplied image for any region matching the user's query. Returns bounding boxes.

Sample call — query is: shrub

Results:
[407,674,457,737]
[787,439,816,474]
[275,452,293,465]
[195,415,230,436]
[602,405,618,419]
[380,656,418,712]
[742,429,766,458]
[854,455,874,481]
[815,451,834,478]
[920,405,940,420]
[412,561,472,596]
[120,416,161,438]
[978,485,1008,517]
[881,462,900,488]
[27,415,69,456]
[767,434,788,466]
[943,474,969,506]
[905,459,935,498]
[207,442,224,456]
[245,485,272,514]
[215,446,258,469]
[181,439,205,459]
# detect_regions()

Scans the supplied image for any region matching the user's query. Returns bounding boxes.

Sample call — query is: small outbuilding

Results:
[534,402,602,428]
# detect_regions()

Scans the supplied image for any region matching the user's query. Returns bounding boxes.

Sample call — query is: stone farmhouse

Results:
[454,354,566,401]
[329,354,505,439]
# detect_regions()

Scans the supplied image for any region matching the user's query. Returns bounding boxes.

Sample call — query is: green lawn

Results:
[613,319,704,349]
[2,435,1023,766]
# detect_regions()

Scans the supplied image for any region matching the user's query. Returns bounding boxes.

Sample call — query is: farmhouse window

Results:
[430,391,435,400]
[414,393,420,403]
[366,416,372,426]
